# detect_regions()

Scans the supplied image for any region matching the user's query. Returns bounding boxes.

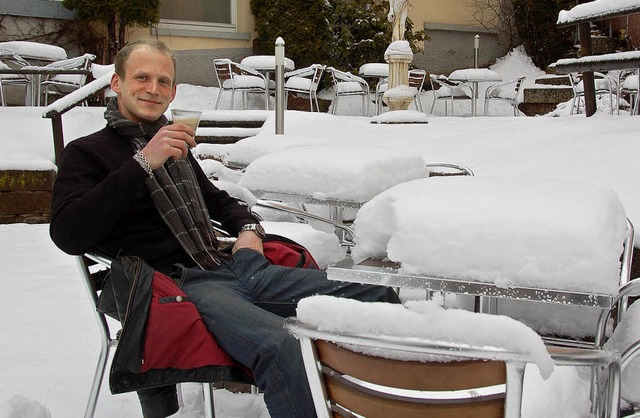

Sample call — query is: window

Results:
[160,0,232,26]
[155,0,247,38]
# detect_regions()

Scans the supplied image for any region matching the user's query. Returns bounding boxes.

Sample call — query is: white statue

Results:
[388,0,409,41]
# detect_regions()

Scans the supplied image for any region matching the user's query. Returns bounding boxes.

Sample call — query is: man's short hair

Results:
[114,40,177,82]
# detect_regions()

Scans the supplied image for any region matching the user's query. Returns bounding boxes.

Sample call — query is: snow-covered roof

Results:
[557,0,640,26]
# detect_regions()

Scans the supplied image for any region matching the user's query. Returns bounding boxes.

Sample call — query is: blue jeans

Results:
[171,248,399,417]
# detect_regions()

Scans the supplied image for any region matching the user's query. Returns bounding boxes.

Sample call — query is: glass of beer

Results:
[171,108,202,133]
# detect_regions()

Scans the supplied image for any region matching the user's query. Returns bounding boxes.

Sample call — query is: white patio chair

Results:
[618,70,638,115]
[375,68,427,115]
[213,58,272,110]
[568,71,616,115]
[484,76,526,116]
[0,50,32,106]
[40,53,96,106]
[428,74,472,116]
[284,64,326,112]
[326,66,370,116]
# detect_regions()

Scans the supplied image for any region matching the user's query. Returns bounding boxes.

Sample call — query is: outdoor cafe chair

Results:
[0,50,32,106]
[484,76,526,116]
[283,64,326,112]
[0,59,30,106]
[568,71,616,115]
[618,69,639,115]
[286,294,627,418]
[213,58,272,110]
[375,68,427,115]
[77,250,260,418]
[39,53,96,106]
[76,199,360,417]
[428,74,473,116]
[326,66,370,116]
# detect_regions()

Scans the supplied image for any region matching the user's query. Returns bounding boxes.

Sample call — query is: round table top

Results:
[449,68,502,83]
[0,41,67,62]
[359,63,389,78]
[241,55,295,71]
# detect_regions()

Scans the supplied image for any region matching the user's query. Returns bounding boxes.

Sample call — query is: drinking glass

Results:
[171,108,202,132]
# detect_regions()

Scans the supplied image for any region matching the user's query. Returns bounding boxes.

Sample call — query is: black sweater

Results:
[50,126,258,269]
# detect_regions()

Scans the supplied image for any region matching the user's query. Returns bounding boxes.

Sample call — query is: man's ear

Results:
[170,83,177,101]
[111,72,121,94]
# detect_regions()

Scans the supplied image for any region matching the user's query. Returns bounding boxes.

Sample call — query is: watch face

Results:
[243,223,265,238]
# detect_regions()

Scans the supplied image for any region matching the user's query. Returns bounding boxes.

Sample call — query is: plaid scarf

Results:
[105,98,226,269]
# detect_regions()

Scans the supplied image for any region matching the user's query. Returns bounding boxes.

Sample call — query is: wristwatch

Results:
[240,223,266,239]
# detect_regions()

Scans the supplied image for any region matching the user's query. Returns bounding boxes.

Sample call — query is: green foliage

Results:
[250,0,332,68]
[62,0,160,61]
[250,0,426,72]
[63,0,159,26]
[512,0,574,69]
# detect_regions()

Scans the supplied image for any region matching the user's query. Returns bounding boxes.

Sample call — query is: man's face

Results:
[111,47,177,123]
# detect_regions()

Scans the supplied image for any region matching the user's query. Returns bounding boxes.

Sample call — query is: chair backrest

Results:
[286,296,554,418]
[570,71,614,93]
[213,58,234,86]
[429,74,450,91]
[45,53,96,86]
[310,64,326,88]
[77,253,115,342]
[308,337,506,418]
[327,67,364,87]
[408,69,426,90]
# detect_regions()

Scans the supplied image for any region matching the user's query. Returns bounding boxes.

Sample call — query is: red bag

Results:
[262,234,320,270]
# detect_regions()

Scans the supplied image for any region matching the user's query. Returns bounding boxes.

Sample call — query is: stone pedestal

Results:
[383,41,414,111]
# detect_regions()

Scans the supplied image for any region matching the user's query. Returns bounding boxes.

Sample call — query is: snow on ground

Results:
[1,46,640,417]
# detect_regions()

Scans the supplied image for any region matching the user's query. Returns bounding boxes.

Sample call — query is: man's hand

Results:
[140,123,197,169]
[232,231,264,254]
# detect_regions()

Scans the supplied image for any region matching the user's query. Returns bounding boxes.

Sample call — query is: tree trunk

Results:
[107,16,118,63]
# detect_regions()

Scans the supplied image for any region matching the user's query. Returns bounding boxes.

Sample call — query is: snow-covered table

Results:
[237,144,430,222]
[0,41,67,63]
[449,68,502,116]
[328,177,634,312]
[359,63,390,78]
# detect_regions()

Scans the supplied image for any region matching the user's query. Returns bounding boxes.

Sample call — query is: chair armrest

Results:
[236,63,267,80]
[255,199,355,248]
[85,251,113,268]
[425,162,475,176]
[284,66,315,79]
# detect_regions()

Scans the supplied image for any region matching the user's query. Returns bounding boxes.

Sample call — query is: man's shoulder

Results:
[69,126,117,148]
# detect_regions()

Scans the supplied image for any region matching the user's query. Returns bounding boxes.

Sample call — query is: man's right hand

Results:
[140,123,197,169]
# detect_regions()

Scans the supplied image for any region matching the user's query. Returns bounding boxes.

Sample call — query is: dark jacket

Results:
[99,255,251,395]
[50,126,258,270]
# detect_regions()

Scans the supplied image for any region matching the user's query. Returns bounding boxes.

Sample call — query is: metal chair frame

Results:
[284,64,326,112]
[617,69,639,115]
[0,53,30,106]
[213,58,270,110]
[40,53,96,106]
[285,312,624,418]
[428,74,473,116]
[78,253,224,418]
[326,66,370,116]
[484,76,526,116]
[569,71,616,115]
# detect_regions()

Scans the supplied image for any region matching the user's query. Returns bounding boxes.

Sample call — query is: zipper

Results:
[119,258,142,351]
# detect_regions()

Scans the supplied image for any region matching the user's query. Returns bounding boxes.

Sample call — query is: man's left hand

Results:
[232,231,264,254]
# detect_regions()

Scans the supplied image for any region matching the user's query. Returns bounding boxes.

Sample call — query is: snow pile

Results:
[353,176,629,294]
[238,144,429,202]
[296,295,554,378]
